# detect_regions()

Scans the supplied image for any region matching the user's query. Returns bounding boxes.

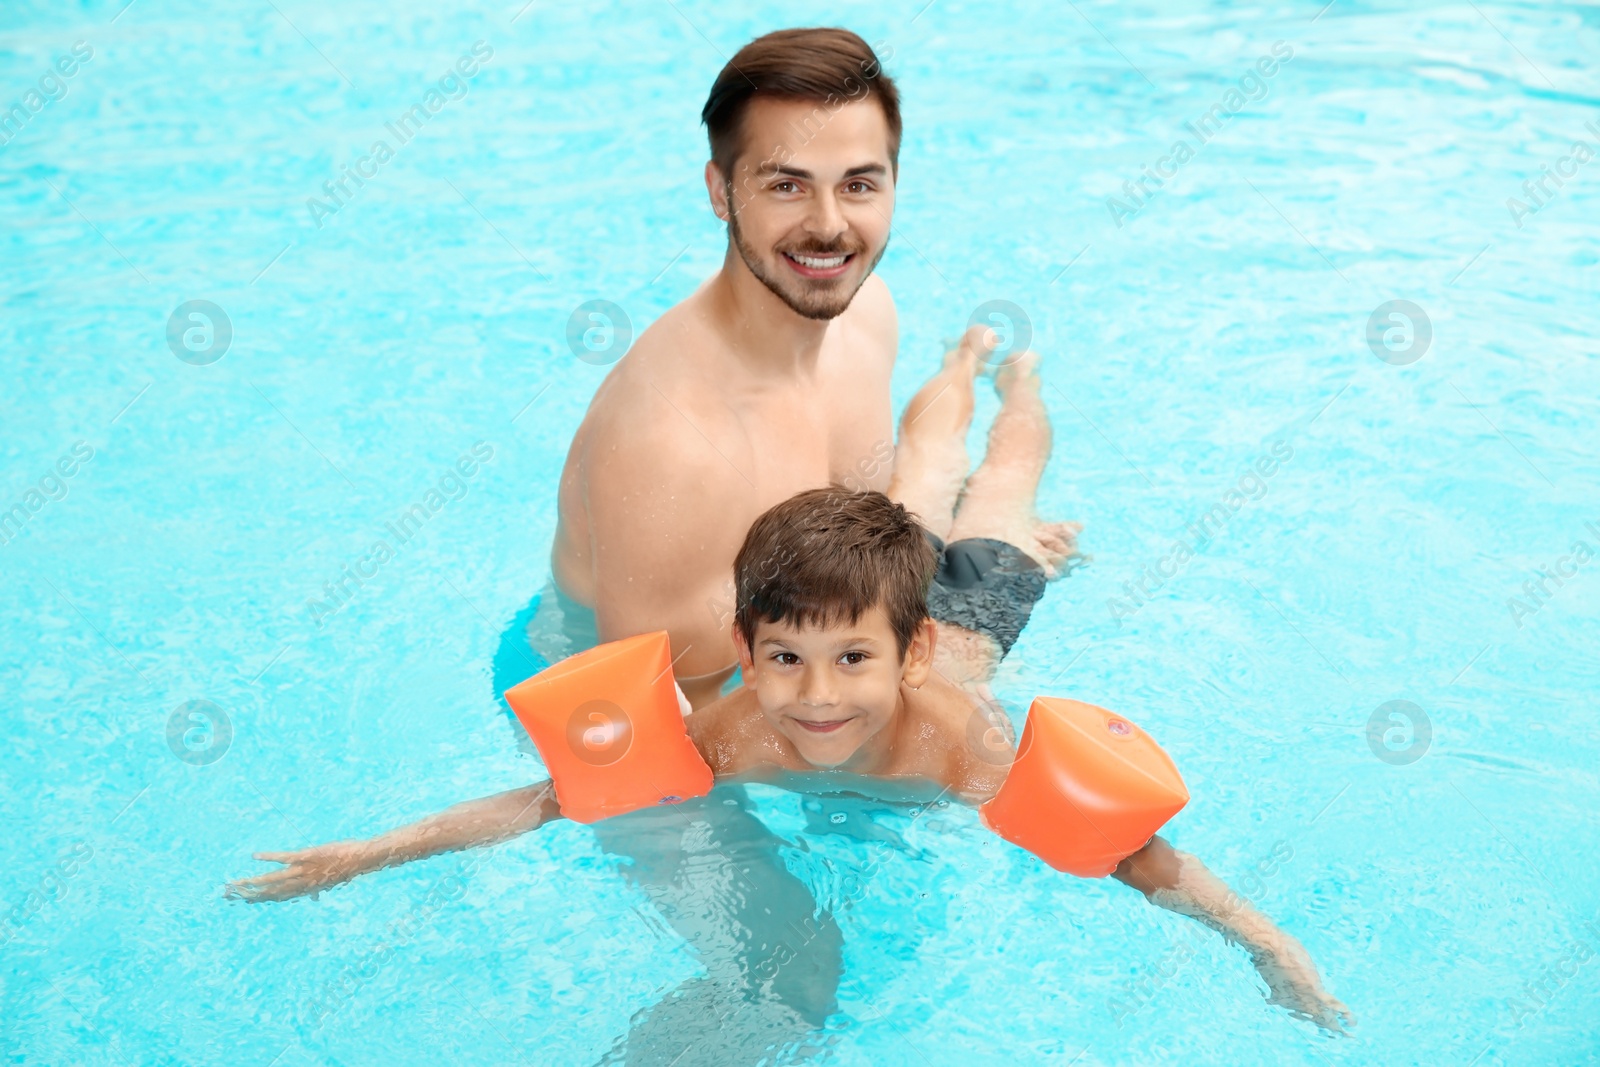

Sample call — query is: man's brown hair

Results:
[734,487,935,659]
[701,28,901,183]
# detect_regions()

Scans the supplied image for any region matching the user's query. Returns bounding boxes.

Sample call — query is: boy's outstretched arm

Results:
[1111,835,1354,1034]
[226,781,562,903]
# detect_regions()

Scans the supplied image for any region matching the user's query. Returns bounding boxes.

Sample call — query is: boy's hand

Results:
[1253,933,1355,1034]
[1117,837,1353,1034]
[226,781,559,904]
[225,841,374,903]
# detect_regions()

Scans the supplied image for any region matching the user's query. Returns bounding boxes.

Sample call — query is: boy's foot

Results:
[992,348,1041,395]
[944,324,998,376]
[1023,519,1084,579]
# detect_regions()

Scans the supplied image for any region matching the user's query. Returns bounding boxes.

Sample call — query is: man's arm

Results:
[582,391,759,708]
[1112,835,1354,1033]
[226,782,561,903]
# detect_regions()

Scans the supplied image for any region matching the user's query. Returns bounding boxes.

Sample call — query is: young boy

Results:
[229,486,1353,1036]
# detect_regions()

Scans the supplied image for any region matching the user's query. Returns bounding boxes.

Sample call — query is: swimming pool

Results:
[3,0,1598,1062]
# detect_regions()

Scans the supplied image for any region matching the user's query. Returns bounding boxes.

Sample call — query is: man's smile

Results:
[782,250,855,279]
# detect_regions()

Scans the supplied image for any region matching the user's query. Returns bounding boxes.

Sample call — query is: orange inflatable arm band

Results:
[503,631,714,824]
[979,698,1189,878]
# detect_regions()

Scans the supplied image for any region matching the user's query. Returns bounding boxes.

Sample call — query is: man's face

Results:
[710,96,896,321]
[739,605,912,769]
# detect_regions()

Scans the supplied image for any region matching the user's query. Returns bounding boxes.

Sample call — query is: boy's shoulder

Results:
[685,686,786,777]
[681,678,1014,803]
[899,679,1013,803]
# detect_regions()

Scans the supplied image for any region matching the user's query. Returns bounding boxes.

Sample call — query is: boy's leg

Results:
[885,326,990,540]
[931,352,1082,688]
[929,622,1008,689]
[945,350,1080,571]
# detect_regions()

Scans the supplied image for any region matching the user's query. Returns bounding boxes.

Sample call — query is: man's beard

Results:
[726,199,888,321]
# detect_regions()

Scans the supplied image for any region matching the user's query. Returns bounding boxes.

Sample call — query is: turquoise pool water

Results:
[3,1,1598,1063]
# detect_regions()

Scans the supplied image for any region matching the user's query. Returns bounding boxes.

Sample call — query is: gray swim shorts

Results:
[922,530,1048,657]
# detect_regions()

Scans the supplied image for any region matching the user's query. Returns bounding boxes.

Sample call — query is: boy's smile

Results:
[793,718,850,734]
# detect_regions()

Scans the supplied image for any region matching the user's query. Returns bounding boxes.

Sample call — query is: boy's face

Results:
[736,605,934,770]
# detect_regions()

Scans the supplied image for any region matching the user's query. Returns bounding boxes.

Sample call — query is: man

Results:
[528,27,1077,709]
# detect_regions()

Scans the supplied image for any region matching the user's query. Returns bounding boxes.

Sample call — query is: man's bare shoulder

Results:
[581,299,739,439]
[574,325,742,480]
[844,272,897,359]
[853,272,896,327]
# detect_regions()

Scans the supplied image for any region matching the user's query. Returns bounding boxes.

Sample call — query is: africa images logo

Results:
[304,442,495,628]
[1106,41,1295,228]
[305,41,494,229]
[1107,441,1293,625]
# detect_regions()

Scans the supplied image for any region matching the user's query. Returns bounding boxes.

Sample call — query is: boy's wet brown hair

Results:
[734,487,936,659]
[700,27,901,181]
